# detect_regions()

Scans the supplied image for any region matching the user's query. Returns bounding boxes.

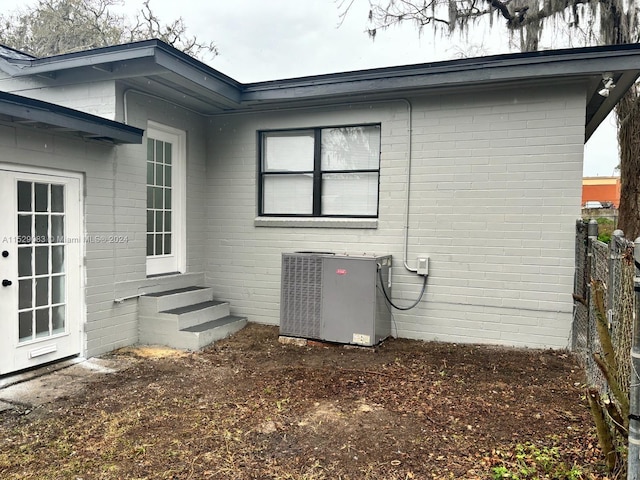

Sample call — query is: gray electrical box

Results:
[280,252,392,346]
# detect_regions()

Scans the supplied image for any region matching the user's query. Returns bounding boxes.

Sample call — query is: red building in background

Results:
[582,176,621,208]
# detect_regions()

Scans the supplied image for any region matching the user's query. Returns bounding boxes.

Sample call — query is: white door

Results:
[0,168,82,375]
[146,122,186,276]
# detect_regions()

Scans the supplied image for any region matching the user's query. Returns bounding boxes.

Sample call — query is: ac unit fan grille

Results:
[280,254,322,338]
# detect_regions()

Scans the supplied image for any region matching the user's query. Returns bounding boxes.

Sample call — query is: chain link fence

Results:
[573,219,635,468]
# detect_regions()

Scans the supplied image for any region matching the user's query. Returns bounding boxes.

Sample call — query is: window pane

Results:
[155,211,163,232]
[321,126,381,171]
[322,173,379,216]
[156,140,164,164]
[263,174,313,214]
[263,131,314,171]
[164,234,172,255]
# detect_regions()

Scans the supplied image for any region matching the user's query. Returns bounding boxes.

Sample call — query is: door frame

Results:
[0,163,85,374]
[146,121,187,276]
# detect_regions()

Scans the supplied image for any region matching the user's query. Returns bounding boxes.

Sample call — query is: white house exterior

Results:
[0,40,637,375]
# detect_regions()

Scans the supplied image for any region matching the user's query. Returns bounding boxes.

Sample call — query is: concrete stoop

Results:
[139,286,247,350]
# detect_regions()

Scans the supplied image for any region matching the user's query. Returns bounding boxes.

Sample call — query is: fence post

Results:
[629,238,640,480]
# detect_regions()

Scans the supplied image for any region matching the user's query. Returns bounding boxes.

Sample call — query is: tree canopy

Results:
[0,0,218,59]
[342,0,640,240]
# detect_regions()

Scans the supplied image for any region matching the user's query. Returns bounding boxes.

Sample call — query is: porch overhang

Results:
[0,91,144,144]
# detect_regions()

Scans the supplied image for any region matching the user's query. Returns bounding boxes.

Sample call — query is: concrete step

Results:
[139,286,214,314]
[140,315,247,351]
[159,300,230,330]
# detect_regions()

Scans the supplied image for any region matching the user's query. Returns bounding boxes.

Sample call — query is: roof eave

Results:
[0,91,144,144]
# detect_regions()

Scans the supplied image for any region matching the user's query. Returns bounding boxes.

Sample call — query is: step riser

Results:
[139,287,214,314]
[139,316,247,350]
[174,303,230,330]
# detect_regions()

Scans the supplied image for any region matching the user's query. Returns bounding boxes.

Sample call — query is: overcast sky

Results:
[3,0,619,176]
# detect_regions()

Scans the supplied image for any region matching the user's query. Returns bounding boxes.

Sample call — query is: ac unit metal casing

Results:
[280,252,392,346]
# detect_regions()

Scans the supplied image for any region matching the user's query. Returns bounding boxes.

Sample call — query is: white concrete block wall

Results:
[205,83,585,349]
[0,74,117,120]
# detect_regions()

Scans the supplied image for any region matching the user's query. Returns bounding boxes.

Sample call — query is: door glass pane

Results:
[35,215,48,243]
[35,183,48,212]
[35,308,49,337]
[164,234,171,255]
[147,234,154,256]
[18,215,31,243]
[52,275,65,304]
[35,246,49,275]
[51,185,64,212]
[155,211,163,232]
[51,215,64,242]
[36,277,49,307]
[155,234,162,256]
[52,306,65,334]
[165,143,172,164]
[19,279,32,309]
[165,189,171,209]
[19,311,33,342]
[51,246,64,274]
[17,181,32,212]
[18,247,32,277]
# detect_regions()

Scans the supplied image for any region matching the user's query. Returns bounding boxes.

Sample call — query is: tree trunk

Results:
[616,86,640,241]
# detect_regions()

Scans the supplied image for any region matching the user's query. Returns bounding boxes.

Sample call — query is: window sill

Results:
[254,217,378,229]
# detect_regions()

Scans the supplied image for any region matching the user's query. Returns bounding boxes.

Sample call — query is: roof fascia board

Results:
[153,49,242,105]
[242,49,640,103]
[0,92,143,144]
[9,44,158,77]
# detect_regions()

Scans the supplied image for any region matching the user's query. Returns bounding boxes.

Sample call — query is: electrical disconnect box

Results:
[280,252,392,346]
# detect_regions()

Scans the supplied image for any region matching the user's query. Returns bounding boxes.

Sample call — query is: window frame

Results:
[258,124,381,218]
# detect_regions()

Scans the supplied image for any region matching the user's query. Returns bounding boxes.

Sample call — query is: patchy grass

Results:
[0,324,608,479]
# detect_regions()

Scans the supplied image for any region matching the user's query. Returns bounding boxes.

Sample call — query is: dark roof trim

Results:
[0,91,143,144]
[242,43,640,101]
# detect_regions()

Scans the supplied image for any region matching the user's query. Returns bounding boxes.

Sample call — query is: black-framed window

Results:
[258,124,381,217]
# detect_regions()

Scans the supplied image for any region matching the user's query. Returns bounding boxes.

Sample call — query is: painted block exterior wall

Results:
[0,73,117,120]
[205,83,585,349]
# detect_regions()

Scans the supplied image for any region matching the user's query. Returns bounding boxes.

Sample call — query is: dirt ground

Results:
[0,324,607,479]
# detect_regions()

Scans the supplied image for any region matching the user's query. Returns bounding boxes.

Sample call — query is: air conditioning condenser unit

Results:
[280,252,392,346]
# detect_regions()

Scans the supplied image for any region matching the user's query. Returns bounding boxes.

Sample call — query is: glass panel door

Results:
[145,122,185,276]
[0,168,82,375]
